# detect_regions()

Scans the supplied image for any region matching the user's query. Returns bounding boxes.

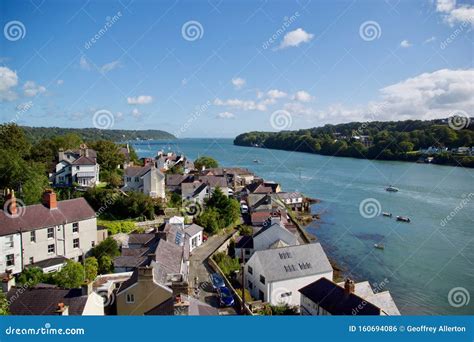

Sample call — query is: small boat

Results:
[382,212,392,217]
[253,159,260,163]
[396,216,411,223]
[386,185,399,192]
[374,243,385,250]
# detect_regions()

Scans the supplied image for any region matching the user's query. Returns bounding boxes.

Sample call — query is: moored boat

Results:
[382,212,392,217]
[396,216,411,223]
[374,243,385,250]
[386,185,399,192]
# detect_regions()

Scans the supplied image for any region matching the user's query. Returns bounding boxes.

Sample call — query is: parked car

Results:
[218,287,235,307]
[240,204,248,214]
[210,273,225,290]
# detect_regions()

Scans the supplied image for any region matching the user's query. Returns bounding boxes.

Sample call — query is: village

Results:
[0,143,400,316]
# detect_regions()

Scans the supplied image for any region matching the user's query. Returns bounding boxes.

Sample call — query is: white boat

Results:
[382,212,392,217]
[374,243,385,250]
[386,185,399,192]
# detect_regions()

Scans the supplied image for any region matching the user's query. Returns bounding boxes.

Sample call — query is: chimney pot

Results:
[344,278,355,294]
[5,189,17,215]
[42,189,58,210]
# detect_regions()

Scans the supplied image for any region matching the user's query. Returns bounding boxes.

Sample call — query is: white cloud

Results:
[279,28,314,49]
[267,89,287,99]
[0,66,18,101]
[100,60,121,74]
[23,80,46,97]
[214,98,267,111]
[57,79,64,85]
[436,0,474,26]
[79,56,91,70]
[231,77,246,89]
[216,111,235,119]
[293,90,313,102]
[400,40,413,48]
[127,95,153,105]
[131,108,141,118]
[423,36,436,44]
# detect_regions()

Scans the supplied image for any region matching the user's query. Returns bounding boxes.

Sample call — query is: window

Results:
[126,177,131,182]
[91,241,95,247]
[126,293,135,303]
[281,291,292,298]
[134,177,140,182]
[47,227,54,239]
[73,238,80,249]
[260,275,265,285]
[72,222,79,233]
[48,244,55,254]
[248,280,253,290]
[30,231,36,243]
[248,266,253,275]
[29,257,34,264]
[76,166,80,170]
[5,236,14,248]
[6,254,14,267]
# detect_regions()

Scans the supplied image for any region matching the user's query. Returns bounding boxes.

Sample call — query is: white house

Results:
[51,145,100,187]
[299,278,400,315]
[0,189,98,274]
[244,243,333,306]
[165,217,204,253]
[123,163,165,199]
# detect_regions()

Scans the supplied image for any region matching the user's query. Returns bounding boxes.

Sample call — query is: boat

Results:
[386,185,399,192]
[396,216,411,223]
[382,212,392,217]
[374,243,385,250]
[253,159,260,163]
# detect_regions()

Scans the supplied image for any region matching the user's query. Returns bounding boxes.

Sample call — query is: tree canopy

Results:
[194,156,218,170]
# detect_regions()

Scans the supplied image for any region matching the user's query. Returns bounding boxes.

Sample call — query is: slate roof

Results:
[166,174,193,186]
[299,278,382,315]
[235,235,254,249]
[197,175,228,188]
[0,197,96,236]
[7,285,89,315]
[249,243,332,282]
[28,256,68,269]
[124,165,152,178]
[113,256,149,269]
[185,223,204,237]
[71,156,97,165]
[127,233,157,246]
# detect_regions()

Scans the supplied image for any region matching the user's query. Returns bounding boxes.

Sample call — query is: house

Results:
[115,266,174,315]
[165,174,194,193]
[0,189,98,275]
[163,217,204,253]
[113,233,158,272]
[7,281,104,315]
[244,243,333,306]
[51,145,100,187]
[278,192,306,211]
[200,167,255,191]
[248,193,285,212]
[299,278,400,315]
[122,163,165,199]
[181,181,209,204]
[245,181,281,195]
[197,175,231,196]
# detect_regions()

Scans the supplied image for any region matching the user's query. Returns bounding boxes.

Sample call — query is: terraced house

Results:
[0,189,98,274]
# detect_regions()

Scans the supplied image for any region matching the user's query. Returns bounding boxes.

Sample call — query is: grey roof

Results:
[113,255,149,269]
[248,243,332,282]
[197,175,228,188]
[128,233,156,246]
[124,164,154,178]
[29,256,68,269]
[185,223,204,237]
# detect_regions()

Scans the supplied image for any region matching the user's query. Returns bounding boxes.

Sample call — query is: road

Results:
[188,231,238,315]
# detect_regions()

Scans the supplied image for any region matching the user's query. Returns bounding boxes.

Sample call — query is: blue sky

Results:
[0,0,472,137]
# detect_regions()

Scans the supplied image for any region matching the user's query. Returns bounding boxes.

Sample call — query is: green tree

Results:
[85,257,99,281]
[194,156,218,170]
[0,292,9,315]
[54,260,85,288]
[91,237,120,260]
[17,267,45,286]
[196,207,221,234]
[0,123,31,157]
[98,255,114,274]
[52,133,83,150]
[89,140,125,172]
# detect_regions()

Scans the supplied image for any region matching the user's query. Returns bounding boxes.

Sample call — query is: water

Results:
[131,138,474,315]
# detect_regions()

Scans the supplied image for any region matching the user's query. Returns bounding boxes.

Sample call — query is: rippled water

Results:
[132,138,474,315]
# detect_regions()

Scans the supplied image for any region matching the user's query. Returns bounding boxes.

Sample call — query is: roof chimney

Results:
[344,278,355,294]
[138,266,154,281]
[42,189,57,210]
[56,302,69,315]
[81,282,93,296]
[5,189,17,216]
[1,271,15,293]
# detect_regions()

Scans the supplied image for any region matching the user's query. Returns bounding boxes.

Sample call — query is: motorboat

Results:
[396,216,411,223]
[382,212,392,217]
[374,243,385,250]
[386,185,399,192]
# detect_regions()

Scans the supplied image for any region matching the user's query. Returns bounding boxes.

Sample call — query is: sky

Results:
[0,0,473,138]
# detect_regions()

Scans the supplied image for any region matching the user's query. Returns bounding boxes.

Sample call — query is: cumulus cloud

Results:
[131,108,141,118]
[436,0,474,26]
[423,36,436,44]
[127,95,153,105]
[293,90,313,102]
[267,89,287,99]
[279,28,314,49]
[282,69,473,124]
[23,81,46,97]
[214,98,267,111]
[400,40,413,48]
[231,77,246,89]
[79,56,91,70]
[0,66,18,101]
[216,111,235,119]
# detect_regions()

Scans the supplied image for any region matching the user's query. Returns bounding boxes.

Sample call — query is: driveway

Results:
[189,231,238,315]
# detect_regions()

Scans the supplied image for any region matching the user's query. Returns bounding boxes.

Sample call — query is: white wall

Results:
[82,292,105,315]
[0,234,22,274]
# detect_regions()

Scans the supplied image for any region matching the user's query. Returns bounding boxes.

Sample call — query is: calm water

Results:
[131,138,474,315]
